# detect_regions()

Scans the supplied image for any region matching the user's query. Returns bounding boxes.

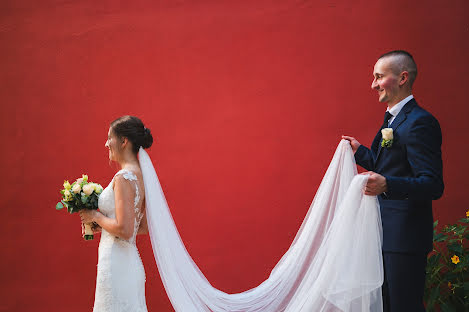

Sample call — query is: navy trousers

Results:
[382,252,428,312]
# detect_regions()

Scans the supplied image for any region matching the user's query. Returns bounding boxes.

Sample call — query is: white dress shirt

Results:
[387,94,414,126]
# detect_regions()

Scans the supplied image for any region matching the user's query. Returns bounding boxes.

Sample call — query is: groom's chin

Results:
[378,95,387,103]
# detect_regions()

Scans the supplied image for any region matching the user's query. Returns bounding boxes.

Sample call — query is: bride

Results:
[80,116,152,311]
[80,115,383,312]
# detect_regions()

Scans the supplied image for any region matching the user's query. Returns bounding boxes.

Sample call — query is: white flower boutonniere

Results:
[381,128,393,148]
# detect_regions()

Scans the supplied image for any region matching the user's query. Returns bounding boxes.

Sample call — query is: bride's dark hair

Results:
[110,116,153,154]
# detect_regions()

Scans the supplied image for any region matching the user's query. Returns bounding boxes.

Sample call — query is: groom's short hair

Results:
[379,50,418,88]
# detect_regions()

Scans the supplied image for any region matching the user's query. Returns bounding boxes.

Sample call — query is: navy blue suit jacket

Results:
[355,99,444,253]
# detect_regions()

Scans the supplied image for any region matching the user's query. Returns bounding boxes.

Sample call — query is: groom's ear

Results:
[399,71,409,86]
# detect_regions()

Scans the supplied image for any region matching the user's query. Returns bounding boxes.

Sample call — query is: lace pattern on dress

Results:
[114,169,144,245]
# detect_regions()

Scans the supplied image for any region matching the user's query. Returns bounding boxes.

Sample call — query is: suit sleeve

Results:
[385,115,444,200]
[354,144,375,171]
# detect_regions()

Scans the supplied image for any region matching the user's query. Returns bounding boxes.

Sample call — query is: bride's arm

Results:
[80,175,136,240]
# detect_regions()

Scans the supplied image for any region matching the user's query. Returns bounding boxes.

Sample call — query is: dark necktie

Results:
[382,111,393,129]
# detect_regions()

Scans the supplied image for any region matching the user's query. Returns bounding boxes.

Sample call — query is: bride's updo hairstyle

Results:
[110,116,153,154]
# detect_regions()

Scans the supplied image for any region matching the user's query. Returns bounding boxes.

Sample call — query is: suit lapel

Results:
[375,99,417,162]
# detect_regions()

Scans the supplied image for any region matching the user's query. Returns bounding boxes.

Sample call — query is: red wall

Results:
[1,1,468,311]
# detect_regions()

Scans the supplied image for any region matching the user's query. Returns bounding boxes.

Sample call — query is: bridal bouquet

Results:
[56,174,103,240]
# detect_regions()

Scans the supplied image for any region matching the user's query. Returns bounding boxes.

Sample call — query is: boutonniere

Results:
[381,128,393,148]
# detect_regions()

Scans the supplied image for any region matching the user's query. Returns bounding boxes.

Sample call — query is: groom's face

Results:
[371,58,400,106]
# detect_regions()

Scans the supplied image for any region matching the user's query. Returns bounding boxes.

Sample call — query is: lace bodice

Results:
[98,169,144,244]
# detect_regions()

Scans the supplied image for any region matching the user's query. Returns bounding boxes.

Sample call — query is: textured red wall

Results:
[1,1,468,311]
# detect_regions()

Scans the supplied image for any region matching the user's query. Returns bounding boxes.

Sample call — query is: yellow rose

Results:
[72,183,81,194]
[82,184,94,196]
[381,128,393,140]
[63,180,71,190]
[64,189,72,201]
[93,183,103,194]
[82,174,88,182]
[466,210,469,218]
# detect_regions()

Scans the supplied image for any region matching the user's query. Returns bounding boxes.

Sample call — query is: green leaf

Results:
[89,196,98,209]
[56,202,64,210]
[448,244,463,254]
[448,239,463,245]
[446,272,459,281]
[441,302,457,312]
[425,285,440,308]
[464,282,469,292]
[454,227,466,236]
[444,225,457,233]
[434,233,447,242]
[427,253,441,268]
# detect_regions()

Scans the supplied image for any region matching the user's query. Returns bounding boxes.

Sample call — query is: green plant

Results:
[424,211,469,311]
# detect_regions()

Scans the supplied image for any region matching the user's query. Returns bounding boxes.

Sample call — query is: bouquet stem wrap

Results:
[84,223,94,240]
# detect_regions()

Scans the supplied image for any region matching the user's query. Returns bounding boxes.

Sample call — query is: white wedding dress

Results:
[89,140,383,312]
[93,169,148,312]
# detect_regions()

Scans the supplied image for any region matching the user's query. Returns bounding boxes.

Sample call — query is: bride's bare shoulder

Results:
[115,167,144,192]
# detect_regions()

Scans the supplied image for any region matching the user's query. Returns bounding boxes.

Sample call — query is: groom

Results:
[343,50,444,312]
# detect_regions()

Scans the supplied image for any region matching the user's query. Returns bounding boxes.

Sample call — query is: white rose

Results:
[72,183,81,194]
[381,128,393,140]
[83,184,94,196]
[76,178,84,184]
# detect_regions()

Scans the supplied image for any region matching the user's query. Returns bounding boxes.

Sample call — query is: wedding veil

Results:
[138,140,383,311]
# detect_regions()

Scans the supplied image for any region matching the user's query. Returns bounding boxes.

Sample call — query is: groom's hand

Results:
[362,171,387,196]
[341,135,361,154]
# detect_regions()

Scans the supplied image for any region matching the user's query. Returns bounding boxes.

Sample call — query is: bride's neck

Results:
[117,152,139,170]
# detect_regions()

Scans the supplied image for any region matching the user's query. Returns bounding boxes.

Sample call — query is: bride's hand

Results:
[80,209,98,224]
[91,222,102,233]
[80,219,101,236]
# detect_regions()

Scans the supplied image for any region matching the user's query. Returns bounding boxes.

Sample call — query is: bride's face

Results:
[105,128,122,161]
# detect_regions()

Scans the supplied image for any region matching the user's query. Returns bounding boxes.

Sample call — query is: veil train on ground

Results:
[138,140,384,312]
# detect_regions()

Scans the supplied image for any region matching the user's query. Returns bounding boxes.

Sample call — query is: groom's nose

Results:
[371,78,378,89]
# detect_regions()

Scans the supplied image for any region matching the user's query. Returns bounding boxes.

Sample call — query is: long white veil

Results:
[138,140,383,311]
